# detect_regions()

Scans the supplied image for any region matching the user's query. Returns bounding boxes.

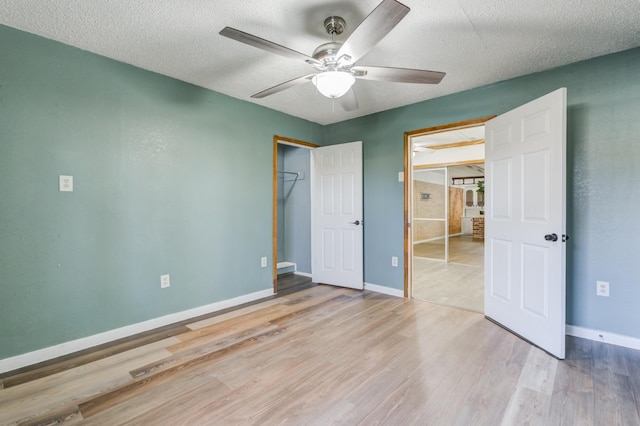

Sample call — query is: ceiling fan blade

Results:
[354,66,446,84]
[251,74,316,98]
[339,88,359,111]
[220,27,316,64]
[337,0,410,64]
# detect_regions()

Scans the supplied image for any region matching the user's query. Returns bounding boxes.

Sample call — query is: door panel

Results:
[485,88,566,359]
[312,141,363,289]
[412,168,448,262]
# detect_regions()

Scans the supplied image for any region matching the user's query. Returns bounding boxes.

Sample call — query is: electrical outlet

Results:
[596,281,609,297]
[160,274,170,289]
[59,175,73,192]
[391,256,398,267]
[261,257,268,268]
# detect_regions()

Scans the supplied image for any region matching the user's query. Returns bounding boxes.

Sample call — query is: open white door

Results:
[485,88,567,359]
[311,141,364,289]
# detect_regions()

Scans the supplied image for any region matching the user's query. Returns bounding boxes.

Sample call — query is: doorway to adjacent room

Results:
[405,117,492,313]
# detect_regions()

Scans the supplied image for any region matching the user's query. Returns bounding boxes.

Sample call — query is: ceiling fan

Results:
[219,0,446,111]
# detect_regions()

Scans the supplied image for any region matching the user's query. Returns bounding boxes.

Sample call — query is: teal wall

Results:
[1,20,639,362]
[325,47,640,339]
[0,25,323,360]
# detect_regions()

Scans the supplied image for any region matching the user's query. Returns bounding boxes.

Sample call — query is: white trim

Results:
[364,282,404,298]
[276,261,296,270]
[412,233,463,245]
[566,325,640,351]
[294,271,312,278]
[0,288,274,374]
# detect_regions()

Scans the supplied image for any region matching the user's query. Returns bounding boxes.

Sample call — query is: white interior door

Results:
[311,141,363,289]
[484,88,567,359]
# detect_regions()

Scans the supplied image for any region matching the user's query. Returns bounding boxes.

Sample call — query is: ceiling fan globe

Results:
[312,71,355,99]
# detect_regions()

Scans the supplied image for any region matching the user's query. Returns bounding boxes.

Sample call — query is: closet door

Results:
[311,141,363,289]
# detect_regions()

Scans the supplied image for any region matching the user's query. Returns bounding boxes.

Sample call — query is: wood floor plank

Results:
[592,339,630,375]
[80,365,230,425]
[516,346,559,395]
[413,235,484,266]
[450,328,531,426]
[169,287,346,353]
[185,298,285,330]
[0,327,190,389]
[623,346,640,420]
[18,405,84,425]
[77,335,261,419]
[412,258,484,313]
[129,323,280,379]
[168,308,286,353]
[0,339,177,425]
[133,292,357,379]
[593,370,640,425]
[546,365,595,425]
[500,386,552,426]
[545,336,595,424]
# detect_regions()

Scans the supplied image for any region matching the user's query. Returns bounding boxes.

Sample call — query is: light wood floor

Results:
[413,235,484,313]
[1,285,639,425]
[413,235,484,267]
[412,258,484,313]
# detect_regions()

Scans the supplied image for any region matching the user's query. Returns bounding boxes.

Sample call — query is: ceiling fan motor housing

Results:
[312,42,342,64]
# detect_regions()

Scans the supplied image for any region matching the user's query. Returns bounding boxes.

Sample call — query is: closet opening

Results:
[272,136,318,294]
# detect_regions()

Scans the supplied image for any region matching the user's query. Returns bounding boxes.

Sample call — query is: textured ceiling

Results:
[1,0,639,125]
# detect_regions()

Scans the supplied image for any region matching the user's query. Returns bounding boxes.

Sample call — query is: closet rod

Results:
[277,170,304,181]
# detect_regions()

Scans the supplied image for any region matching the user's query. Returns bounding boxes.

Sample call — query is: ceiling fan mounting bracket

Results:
[324,16,346,36]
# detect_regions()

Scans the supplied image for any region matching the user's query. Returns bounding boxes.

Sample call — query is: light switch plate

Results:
[59,175,73,192]
[398,172,404,182]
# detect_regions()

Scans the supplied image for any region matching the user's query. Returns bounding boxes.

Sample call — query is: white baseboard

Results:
[0,288,275,374]
[276,261,296,270]
[566,325,640,351]
[294,271,312,278]
[364,282,404,298]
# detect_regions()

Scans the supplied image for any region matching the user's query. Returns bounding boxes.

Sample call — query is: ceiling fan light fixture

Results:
[312,71,355,99]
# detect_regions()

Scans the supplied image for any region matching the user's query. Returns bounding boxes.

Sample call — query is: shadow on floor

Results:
[277,273,315,296]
